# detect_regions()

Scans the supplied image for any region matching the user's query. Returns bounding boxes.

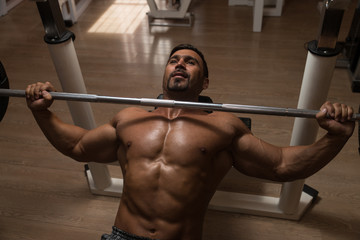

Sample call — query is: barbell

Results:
[0,61,359,122]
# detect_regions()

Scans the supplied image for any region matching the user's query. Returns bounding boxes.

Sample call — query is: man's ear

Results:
[202,78,209,90]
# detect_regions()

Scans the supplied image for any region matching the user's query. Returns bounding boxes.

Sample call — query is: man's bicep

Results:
[73,123,119,163]
[231,133,283,181]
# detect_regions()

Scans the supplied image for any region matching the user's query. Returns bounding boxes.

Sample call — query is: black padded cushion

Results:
[156,94,251,130]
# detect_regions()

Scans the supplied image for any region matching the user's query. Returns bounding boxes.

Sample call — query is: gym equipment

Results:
[146,0,193,27]
[58,0,92,26]
[35,0,111,190]
[0,62,9,122]
[337,0,360,92]
[228,0,284,32]
[278,0,352,215]
[1,86,359,122]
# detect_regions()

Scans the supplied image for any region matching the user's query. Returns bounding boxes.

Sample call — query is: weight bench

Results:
[228,0,284,32]
[58,0,92,26]
[146,0,193,27]
[156,94,252,129]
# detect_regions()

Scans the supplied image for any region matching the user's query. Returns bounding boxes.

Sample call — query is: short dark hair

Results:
[169,44,209,78]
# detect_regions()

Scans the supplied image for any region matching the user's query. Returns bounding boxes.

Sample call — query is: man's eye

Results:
[169,59,178,64]
[187,60,195,65]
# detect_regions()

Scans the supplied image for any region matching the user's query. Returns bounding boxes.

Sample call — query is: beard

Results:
[166,70,190,91]
[167,77,189,91]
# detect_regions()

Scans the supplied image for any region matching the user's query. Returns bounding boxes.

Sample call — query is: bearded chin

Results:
[167,77,189,91]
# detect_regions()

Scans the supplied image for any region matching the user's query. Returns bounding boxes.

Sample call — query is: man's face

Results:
[163,49,208,96]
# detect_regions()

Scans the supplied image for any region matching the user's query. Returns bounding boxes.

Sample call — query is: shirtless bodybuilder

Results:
[25,44,355,240]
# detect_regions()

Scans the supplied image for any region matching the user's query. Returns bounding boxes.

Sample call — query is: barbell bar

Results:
[0,88,359,121]
[0,61,359,121]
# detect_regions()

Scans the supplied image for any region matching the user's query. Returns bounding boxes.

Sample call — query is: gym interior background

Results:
[0,0,360,239]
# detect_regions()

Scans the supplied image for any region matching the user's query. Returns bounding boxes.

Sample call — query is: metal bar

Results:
[316,0,351,49]
[0,88,359,120]
[36,0,68,40]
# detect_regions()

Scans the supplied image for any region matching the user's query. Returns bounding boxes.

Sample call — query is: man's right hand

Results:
[26,81,56,111]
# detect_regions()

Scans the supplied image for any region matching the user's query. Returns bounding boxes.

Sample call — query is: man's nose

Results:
[175,58,186,69]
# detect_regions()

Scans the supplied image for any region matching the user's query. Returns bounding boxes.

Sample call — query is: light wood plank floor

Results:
[0,0,360,239]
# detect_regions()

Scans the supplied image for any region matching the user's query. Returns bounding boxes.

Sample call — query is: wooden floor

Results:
[1,0,360,239]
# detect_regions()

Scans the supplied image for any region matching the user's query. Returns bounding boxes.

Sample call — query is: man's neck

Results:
[158,92,207,118]
[157,107,208,119]
[162,92,199,102]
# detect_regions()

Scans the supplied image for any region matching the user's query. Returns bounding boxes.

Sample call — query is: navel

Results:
[127,141,132,148]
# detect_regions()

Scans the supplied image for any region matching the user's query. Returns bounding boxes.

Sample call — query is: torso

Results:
[112,107,248,239]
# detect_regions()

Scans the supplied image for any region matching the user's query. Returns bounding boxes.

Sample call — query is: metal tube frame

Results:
[278,0,352,216]
[34,0,112,190]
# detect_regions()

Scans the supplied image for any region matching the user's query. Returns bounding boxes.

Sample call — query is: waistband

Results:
[101,226,159,240]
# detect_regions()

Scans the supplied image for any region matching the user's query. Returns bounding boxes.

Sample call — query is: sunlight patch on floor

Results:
[88,0,149,34]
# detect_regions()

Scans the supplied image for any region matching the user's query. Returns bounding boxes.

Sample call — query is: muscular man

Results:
[26,44,355,240]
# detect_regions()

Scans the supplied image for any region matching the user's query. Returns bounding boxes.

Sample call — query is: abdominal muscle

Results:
[115,157,211,239]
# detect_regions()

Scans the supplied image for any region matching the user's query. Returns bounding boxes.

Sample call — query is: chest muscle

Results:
[117,118,231,166]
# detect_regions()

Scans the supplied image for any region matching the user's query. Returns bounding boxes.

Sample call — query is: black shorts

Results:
[101,226,158,240]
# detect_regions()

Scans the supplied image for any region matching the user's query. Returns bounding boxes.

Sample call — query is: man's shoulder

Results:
[207,111,241,122]
[207,112,251,133]
[111,107,149,123]
[118,107,149,115]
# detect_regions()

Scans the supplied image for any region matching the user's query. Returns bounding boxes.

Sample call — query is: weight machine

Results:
[28,0,352,221]
[337,0,360,92]
[228,0,284,32]
[146,0,193,27]
[58,0,92,26]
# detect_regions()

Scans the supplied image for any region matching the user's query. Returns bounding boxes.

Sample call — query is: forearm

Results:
[233,101,354,182]
[32,109,88,159]
[279,132,351,181]
[26,82,118,162]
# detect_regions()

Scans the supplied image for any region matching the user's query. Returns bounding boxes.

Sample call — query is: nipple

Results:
[200,147,207,154]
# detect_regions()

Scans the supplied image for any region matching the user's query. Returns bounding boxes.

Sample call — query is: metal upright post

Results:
[34,0,111,190]
[278,0,351,215]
